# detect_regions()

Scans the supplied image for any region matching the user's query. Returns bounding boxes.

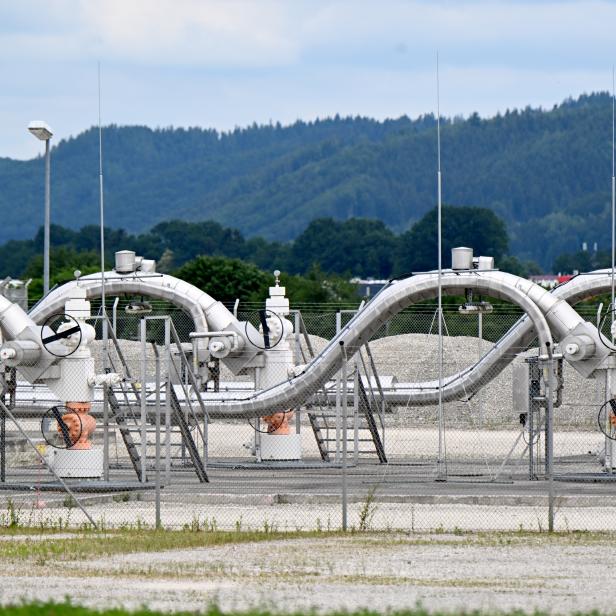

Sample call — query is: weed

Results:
[358,485,378,531]
[63,496,77,509]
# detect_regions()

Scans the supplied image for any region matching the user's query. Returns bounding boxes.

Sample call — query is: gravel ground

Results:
[0,533,614,614]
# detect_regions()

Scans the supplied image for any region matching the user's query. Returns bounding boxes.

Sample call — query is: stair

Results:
[106,378,208,482]
[103,319,208,483]
[307,378,387,463]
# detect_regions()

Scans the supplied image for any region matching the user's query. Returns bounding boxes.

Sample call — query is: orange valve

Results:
[63,401,96,449]
[598,399,616,440]
[41,406,82,449]
[262,410,295,435]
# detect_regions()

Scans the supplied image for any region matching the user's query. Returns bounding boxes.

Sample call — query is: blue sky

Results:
[1,0,615,159]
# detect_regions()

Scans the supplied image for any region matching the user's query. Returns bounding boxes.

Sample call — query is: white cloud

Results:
[1,0,616,159]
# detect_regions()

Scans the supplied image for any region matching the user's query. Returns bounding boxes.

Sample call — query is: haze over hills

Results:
[0,92,613,269]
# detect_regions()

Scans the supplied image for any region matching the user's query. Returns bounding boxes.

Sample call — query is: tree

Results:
[25,247,101,300]
[291,217,397,277]
[552,249,610,274]
[173,255,270,303]
[498,255,543,278]
[394,205,509,274]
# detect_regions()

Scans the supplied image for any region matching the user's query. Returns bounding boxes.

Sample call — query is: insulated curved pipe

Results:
[554,269,616,304]
[380,269,597,403]
[29,272,238,335]
[0,294,36,340]
[209,271,554,417]
[383,268,615,405]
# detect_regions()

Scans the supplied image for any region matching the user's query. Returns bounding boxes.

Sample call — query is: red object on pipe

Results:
[262,410,294,435]
[61,401,96,449]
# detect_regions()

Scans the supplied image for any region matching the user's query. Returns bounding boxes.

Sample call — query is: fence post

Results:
[139,318,147,483]
[102,314,110,482]
[545,342,555,532]
[164,318,171,485]
[340,340,348,531]
[155,338,162,530]
[0,375,5,483]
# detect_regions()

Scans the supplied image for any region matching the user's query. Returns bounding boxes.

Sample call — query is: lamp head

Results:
[28,121,53,141]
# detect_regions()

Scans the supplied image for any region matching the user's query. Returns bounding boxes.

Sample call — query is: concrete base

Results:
[48,448,104,478]
[260,433,302,461]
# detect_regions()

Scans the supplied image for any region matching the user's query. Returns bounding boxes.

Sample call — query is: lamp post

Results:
[28,121,53,297]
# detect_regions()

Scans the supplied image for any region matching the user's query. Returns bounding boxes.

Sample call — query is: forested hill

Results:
[0,92,613,269]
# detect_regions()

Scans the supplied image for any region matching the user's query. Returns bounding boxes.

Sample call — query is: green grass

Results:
[0,527,614,565]
[0,528,338,564]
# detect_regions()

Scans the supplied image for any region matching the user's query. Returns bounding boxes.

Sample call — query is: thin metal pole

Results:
[0,393,5,483]
[611,68,615,337]
[353,358,359,464]
[545,344,554,532]
[155,343,161,529]
[43,138,51,296]
[0,400,97,527]
[164,318,171,483]
[478,312,483,426]
[436,51,446,480]
[294,311,301,434]
[98,62,106,322]
[340,341,348,531]
[140,318,147,483]
[335,311,342,462]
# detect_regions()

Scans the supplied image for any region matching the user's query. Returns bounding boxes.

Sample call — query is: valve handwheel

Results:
[41,405,83,449]
[41,313,83,358]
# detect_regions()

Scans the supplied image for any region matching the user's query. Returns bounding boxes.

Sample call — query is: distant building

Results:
[351,274,576,296]
[529,274,574,290]
[0,278,31,311]
[349,278,389,298]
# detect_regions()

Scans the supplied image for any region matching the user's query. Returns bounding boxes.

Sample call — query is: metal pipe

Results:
[205,271,554,417]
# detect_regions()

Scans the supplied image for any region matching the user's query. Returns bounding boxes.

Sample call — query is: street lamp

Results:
[28,120,53,297]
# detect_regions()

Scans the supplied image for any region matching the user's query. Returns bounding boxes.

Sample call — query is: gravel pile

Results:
[303,332,602,428]
[91,332,604,429]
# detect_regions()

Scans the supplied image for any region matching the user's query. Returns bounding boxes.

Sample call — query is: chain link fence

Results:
[0,301,614,532]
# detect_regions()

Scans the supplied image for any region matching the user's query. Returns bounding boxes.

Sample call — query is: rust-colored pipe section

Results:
[262,410,294,435]
[61,402,96,449]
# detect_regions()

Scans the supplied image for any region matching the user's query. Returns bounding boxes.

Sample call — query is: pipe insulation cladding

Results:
[27,267,613,418]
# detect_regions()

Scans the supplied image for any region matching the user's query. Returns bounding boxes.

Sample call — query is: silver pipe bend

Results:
[211,271,553,417]
[28,272,242,336]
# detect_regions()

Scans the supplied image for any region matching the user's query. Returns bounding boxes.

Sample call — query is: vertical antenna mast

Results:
[98,62,106,316]
[436,52,446,479]
[611,67,615,336]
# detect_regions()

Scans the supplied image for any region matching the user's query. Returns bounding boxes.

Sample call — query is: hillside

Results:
[0,93,613,269]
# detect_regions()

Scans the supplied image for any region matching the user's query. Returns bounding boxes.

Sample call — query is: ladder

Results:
[296,309,387,463]
[103,317,208,482]
[307,377,387,463]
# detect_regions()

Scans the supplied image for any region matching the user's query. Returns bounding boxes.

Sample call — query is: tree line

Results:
[0,205,547,302]
[1,93,614,270]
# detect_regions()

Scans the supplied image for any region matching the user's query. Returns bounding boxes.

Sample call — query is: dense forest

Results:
[0,206,541,301]
[0,93,613,270]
